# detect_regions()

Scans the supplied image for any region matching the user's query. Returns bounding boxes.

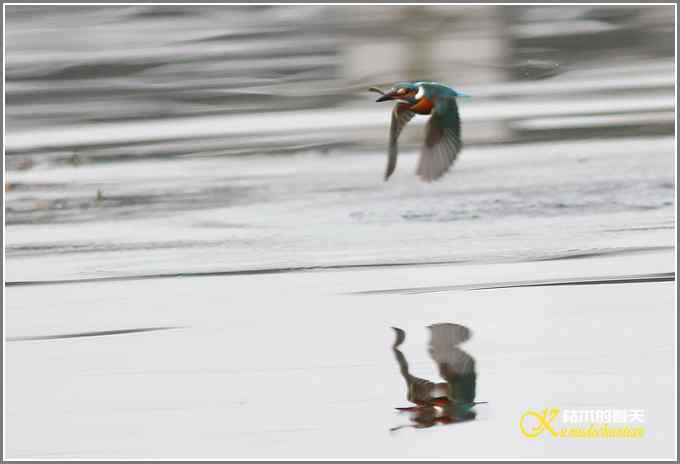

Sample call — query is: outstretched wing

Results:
[416,97,462,182]
[385,103,415,181]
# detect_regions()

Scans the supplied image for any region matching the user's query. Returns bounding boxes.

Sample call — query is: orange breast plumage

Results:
[410,96,434,114]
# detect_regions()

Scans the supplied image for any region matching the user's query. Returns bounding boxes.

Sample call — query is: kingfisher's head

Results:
[373,82,424,104]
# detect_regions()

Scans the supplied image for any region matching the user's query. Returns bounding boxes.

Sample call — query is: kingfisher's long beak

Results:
[369,87,394,102]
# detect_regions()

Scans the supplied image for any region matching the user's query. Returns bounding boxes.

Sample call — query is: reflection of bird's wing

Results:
[385,103,415,181]
[430,348,475,381]
[429,323,471,348]
[392,326,406,348]
[416,97,462,182]
[428,323,476,403]
[391,328,444,404]
[432,348,476,404]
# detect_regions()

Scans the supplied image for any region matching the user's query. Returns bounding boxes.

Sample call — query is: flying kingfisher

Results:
[370,81,466,182]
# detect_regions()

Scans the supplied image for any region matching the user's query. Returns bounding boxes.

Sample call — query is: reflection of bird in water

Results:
[391,323,483,431]
[370,82,466,182]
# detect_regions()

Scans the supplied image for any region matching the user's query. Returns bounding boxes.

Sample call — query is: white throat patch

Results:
[414,86,425,100]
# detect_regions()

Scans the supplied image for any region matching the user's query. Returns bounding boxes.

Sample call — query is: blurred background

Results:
[3,4,675,277]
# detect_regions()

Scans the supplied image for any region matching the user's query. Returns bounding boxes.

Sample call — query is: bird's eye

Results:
[414,86,424,100]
